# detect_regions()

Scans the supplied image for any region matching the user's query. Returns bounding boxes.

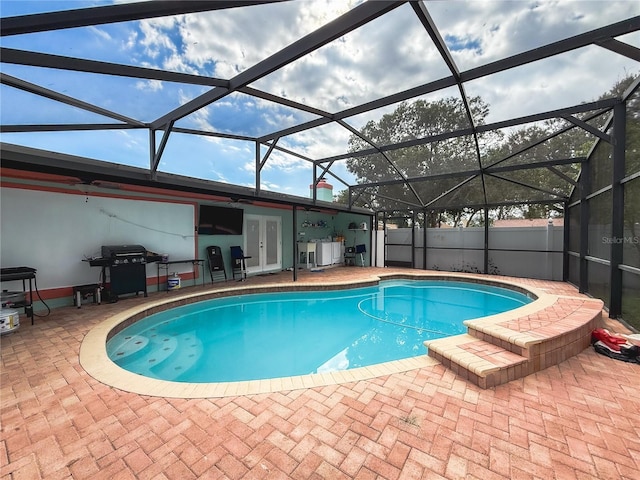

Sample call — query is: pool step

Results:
[118,336,178,374]
[425,334,528,389]
[150,333,203,380]
[109,334,150,362]
[425,296,604,389]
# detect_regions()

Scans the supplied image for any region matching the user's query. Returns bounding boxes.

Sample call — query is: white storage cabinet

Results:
[316,241,344,266]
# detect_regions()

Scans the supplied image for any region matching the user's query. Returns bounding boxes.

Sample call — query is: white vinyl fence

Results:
[380,225,564,281]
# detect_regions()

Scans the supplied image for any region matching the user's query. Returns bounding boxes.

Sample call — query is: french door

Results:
[244,214,282,274]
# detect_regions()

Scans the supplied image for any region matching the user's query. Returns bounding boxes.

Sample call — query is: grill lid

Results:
[101,245,146,257]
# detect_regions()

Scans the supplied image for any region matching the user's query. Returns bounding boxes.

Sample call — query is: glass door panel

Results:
[245,217,261,269]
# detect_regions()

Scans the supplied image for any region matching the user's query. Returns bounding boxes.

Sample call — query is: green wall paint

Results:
[197,203,372,274]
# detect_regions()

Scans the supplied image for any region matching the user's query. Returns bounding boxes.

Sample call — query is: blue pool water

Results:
[107,280,532,383]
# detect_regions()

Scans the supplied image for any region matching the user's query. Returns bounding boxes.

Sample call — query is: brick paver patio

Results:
[2,268,639,479]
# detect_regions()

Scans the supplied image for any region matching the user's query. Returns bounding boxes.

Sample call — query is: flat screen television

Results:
[198,205,244,235]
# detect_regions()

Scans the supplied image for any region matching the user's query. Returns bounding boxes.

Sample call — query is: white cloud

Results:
[116,130,143,150]
[122,30,139,50]
[162,52,197,75]
[137,18,178,60]
[135,79,163,92]
[89,25,112,42]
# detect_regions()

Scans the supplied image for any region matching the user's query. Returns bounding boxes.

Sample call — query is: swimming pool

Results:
[106,279,532,383]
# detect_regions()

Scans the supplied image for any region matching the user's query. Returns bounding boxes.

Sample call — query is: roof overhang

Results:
[0,142,373,215]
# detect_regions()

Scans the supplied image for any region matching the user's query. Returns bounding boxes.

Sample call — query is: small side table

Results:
[73,284,101,308]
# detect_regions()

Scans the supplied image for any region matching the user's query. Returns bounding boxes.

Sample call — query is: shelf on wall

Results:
[301,220,328,228]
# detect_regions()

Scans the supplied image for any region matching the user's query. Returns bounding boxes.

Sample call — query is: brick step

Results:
[425,334,528,389]
[425,296,604,389]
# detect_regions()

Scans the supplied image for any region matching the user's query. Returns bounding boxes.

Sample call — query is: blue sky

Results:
[1,0,639,198]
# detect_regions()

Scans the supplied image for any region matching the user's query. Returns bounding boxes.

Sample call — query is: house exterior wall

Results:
[0,175,372,309]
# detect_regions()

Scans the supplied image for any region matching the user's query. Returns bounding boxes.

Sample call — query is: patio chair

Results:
[230,246,251,280]
[206,245,227,282]
[355,244,366,267]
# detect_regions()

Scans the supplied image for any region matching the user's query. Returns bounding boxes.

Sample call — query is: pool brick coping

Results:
[79,271,604,397]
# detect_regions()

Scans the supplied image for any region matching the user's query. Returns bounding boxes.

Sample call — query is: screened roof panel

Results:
[382,138,479,179]
[319,158,355,189]
[250,3,452,114]
[1,129,150,168]
[407,177,477,207]
[476,130,507,161]
[158,133,256,186]
[1,63,210,123]
[464,46,640,126]
[428,0,640,70]
[488,169,574,200]
[369,184,424,210]
[175,91,322,138]
[0,82,119,125]
[345,152,405,184]
[1,1,107,16]
[0,12,144,65]
[484,174,564,204]
[257,149,316,196]
[339,85,464,134]
[483,122,595,171]
[428,175,486,209]
[618,30,640,47]
[279,121,352,160]
[1,1,318,76]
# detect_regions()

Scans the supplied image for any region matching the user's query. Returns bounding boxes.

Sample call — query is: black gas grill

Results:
[101,245,147,265]
[90,245,150,299]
